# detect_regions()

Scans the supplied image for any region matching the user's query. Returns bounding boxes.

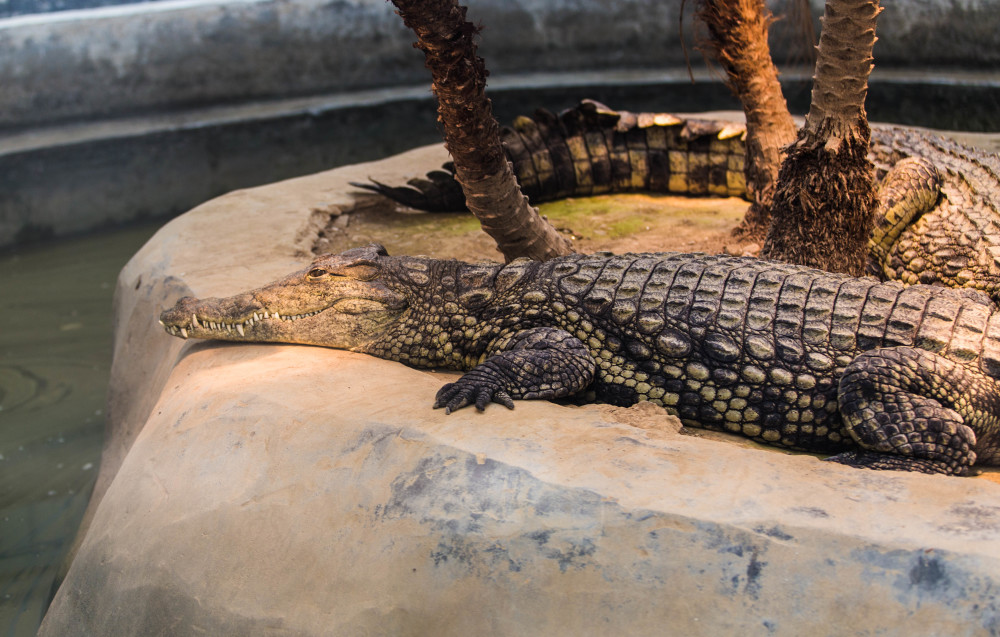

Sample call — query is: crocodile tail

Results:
[355,100,750,212]
[351,165,466,212]
[507,99,748,203]
[868,156,942,275]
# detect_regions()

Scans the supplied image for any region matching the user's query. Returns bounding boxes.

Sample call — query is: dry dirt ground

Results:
[314,192,758,262]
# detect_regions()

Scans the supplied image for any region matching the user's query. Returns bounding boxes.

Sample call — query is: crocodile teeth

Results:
[179,327,188,339]
[236,323,245,337]
[192,314,200,328]
[274,312,281,320]
[253,312,261,322]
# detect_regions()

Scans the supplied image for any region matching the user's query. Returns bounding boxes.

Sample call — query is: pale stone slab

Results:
[40,345,1000,635]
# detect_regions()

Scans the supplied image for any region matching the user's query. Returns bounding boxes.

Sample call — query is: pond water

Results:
[0,221,161,636]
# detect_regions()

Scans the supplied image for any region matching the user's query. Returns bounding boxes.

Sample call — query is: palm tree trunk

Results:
[390,0,572,262]
[761,0,883,275]
[697,0,798,240]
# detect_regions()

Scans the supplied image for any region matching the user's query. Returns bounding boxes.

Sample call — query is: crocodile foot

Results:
[433,327,596,414]
[837,346,989,476]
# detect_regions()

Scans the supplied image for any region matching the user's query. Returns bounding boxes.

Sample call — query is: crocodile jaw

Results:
[159,264,407,350]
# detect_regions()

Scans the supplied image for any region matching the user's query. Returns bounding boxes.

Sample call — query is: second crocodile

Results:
[357,100,1000,303]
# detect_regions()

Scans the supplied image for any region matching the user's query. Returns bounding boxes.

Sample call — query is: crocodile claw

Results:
[434,381,515,414]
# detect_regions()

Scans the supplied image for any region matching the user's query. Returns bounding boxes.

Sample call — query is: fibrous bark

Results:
[389,0,572,262]
[697,0,798,240]
[762,0,883,276]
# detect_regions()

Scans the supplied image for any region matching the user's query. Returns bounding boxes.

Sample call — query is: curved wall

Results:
[1,0,996,131]
[0,0,694,130]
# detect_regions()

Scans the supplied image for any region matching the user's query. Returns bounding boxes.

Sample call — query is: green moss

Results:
[538,193,744,240]
[608,217,647,238]
[399,213,483,236]
[539,197,612,220]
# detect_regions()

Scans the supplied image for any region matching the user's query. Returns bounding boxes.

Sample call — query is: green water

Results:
[0,221,162,636]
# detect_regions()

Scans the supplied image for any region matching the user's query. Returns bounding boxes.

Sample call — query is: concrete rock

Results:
[41,146,1000,636]
[39,347,1000,636]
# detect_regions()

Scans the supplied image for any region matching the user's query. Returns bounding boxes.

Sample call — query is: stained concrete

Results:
[0,0,696,129]
[39,145,1000,636]
[0,0,996,129]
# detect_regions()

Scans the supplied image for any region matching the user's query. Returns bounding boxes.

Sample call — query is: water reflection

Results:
[0,221,161,636]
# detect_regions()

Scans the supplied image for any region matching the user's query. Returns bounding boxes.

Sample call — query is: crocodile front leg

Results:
[434,327,596,414]
[830,346,1000,476]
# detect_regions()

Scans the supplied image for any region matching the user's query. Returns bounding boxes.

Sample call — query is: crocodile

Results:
[160,243,1000,476]
[356,100,1000,303]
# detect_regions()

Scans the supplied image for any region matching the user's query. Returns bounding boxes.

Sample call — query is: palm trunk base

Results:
[762,118,877,276]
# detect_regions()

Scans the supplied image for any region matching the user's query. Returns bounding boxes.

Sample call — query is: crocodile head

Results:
[159,243,407,350]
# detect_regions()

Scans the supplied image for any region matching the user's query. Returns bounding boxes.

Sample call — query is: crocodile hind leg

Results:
[830,346,1000,475]
[868,157,942,279]
[434,327,596,414]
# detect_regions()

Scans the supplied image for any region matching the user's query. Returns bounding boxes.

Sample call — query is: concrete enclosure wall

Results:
[0,0,997,130]
[0,0,692,130]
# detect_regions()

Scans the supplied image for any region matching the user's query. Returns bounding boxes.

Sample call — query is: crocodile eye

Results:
[307,268,328,279]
